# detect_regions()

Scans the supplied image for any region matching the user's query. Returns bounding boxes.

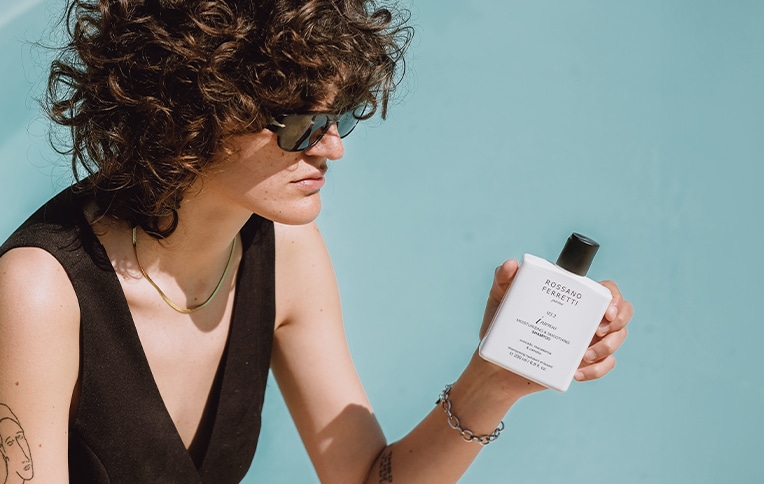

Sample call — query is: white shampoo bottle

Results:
[478,233,612,392]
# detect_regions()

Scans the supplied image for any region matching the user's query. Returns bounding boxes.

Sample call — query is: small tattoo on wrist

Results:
[379,448,393,483]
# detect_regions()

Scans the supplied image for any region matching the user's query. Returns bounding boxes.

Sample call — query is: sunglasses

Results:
[266,108,362,152]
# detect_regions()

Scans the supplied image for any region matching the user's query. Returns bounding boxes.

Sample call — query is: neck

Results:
[133,226,237,313]
[141,181,251,267]
[125,185,253,312]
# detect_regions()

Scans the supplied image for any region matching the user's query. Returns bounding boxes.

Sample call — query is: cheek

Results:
[209,156,290,198]
[235,170,289,203]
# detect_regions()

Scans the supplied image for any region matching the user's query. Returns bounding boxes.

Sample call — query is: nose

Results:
[19,439,30,460]
[303,123,344,160]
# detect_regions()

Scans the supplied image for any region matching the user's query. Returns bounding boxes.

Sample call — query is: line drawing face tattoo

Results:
[378,448,393,483]
[0,404,34,484]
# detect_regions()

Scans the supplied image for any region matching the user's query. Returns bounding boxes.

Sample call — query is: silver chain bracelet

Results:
[436,383,505,445]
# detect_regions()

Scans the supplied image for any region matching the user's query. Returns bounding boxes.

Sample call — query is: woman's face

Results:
[197,123,345,226]
[0,418,34,481]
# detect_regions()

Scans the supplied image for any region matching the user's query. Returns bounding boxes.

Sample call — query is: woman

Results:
[0,0,632,482]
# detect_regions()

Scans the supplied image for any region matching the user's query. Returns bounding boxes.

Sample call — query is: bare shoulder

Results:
[0,247,80,479]
[273,221,338,329]
[0,245,80,385]
[0,247,79,317]
[273,220,326,258]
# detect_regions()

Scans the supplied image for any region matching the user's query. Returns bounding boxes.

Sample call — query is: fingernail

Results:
[585,349,596,362]
[597,323,610,336]
[574,371,585,381]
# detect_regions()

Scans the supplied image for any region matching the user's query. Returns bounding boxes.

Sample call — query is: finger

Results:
[574,355,616,382]
[583,327,628,365]
[489,259,519,301]
[480,260,519,339]
[495,259,519,287]
[599,280,622,322]
[595,298,634,337]
[595,281,634,337]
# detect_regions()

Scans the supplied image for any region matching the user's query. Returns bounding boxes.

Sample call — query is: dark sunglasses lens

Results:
[336,111,360,138]
[275,114,317,151]
[304,114,332,150]
[275,109,361,151]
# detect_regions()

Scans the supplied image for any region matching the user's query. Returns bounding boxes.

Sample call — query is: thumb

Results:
[480,259,519,339]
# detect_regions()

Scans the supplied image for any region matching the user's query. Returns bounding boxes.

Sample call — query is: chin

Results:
[260,198,322,226]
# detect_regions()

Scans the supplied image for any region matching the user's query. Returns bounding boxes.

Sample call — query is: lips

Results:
[291,163,328,191]
[291,174,326,192]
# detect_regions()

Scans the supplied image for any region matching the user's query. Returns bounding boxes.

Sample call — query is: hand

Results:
[574,280,633,382]
[478,262,633,389]
[476,259,545,397]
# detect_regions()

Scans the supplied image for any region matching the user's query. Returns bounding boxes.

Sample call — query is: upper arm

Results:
[0,248,80,482]
[271,222,385,484]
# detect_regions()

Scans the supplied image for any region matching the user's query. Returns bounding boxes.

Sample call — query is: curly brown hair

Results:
[47,0,412,237]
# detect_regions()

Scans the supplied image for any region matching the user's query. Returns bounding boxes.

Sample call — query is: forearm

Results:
[364,352,538,484]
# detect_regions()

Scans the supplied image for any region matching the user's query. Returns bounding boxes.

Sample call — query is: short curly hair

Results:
[47,0,412,237]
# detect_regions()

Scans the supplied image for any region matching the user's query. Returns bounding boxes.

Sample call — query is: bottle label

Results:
[502,314,570,375]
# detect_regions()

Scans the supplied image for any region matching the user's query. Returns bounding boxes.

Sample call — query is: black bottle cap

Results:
[555,233,600,276]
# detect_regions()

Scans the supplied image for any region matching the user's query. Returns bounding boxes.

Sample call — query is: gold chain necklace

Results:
[132,227,237,314]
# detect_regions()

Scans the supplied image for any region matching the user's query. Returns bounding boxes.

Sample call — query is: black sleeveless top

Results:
[0,187,275,483]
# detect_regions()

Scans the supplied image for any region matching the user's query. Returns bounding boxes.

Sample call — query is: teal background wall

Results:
[2,1,763,483]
